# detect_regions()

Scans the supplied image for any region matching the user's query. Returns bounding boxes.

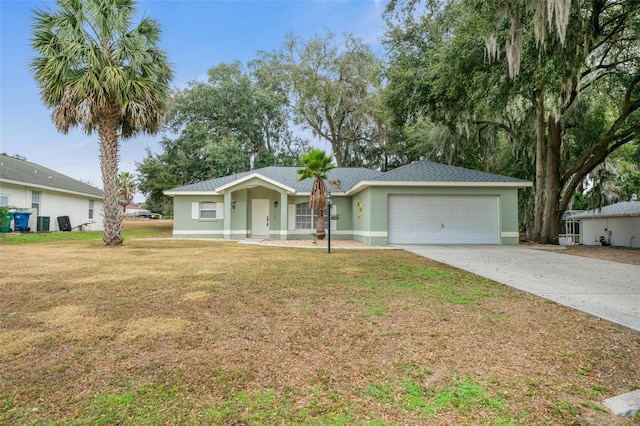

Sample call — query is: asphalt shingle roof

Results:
[0,154,103,197]
[167,166,382,193]
[371,160,528,183]
[166,160,530,194]
[568,201,640,219]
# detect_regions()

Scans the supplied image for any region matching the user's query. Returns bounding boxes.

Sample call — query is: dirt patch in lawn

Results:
[3,239,638,425]
[557,245,640,266]
[522,243,640,266]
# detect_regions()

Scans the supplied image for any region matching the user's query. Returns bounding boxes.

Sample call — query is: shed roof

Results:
[0,154,103,198]
[568,201,640,219]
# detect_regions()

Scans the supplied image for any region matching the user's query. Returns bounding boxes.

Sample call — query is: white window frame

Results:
[0,194,8,207]
[32,191,41,216]
[191,202,224,220]
[295,202,334,230]
[88,200,94,219]
[200,202,217,219]
[295,203,314,230]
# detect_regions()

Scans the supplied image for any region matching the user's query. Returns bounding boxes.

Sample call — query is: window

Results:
[0,194,8,207]
[295,203,329,230]
[32,191,41,216]
[88,200,94,219]
[296,203,313,229]
[200,202,217,219]
[191,202,223,220]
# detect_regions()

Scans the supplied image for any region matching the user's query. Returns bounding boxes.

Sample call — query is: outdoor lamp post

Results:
[326,192,332,254]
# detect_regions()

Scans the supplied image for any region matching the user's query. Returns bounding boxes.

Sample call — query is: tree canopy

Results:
[255,31,388,168]
[136,61,309,209]
[384,0,640,242]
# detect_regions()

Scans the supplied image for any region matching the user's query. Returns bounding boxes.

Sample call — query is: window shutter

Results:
[191,202,199,220]
[216,202,224,219]
[330,205,337,231]
[288,204,296,231]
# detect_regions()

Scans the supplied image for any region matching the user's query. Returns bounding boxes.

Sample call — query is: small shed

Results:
[567,201,640,248]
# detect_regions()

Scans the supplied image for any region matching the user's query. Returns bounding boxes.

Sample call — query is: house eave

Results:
[0,178,103,199]
[296,192,347,197]
[570,214,640,220]
[163,190,220,197]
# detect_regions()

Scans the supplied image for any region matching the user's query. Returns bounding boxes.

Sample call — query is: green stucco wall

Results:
[362,186,522,245]
[172,194,225,238]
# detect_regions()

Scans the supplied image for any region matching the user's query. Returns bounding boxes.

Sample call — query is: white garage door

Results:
[388,195,499,244]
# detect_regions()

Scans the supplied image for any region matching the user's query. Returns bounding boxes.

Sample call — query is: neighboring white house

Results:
[0,154,104,232]
[567,201,640,248]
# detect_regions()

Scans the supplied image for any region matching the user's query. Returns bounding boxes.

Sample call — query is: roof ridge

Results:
[0,153,103,197]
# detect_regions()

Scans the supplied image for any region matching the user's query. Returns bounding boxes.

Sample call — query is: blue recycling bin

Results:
[13,212,32,232]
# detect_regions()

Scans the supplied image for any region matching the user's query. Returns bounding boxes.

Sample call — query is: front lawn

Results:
[1,234,638,425]
[0,219,173,244]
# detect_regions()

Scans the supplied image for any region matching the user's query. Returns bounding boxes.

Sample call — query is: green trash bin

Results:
[1,212,13,233]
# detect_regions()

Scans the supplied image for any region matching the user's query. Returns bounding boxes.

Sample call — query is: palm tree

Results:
[117,171,136,212]
[296,149,340,240]
[30,0,173,245]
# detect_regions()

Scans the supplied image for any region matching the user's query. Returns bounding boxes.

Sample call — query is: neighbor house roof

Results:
[0,154,103,198]
[568,201,640,219]
[165,160,531,196]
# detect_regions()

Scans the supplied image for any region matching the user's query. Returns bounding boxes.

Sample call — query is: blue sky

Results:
[0,0,388,199]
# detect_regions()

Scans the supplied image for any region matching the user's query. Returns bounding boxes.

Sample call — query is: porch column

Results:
[280,192,288,240]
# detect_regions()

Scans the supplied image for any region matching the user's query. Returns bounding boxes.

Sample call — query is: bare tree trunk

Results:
[315,208,326,240]
[99,112,124,246]
[532,88,546,242]
[332,141,345,167]
[540,116,562,244]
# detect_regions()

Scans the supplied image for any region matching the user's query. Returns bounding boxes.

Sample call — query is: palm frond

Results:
[30,0,173,138]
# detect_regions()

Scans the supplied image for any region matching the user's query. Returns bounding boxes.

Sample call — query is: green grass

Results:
[83,385,181,425]
[0,229,104,244]
[364,374,513,424]
[0,220,172,244]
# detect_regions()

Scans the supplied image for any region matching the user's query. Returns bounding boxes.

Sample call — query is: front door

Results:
[251,199,270,237]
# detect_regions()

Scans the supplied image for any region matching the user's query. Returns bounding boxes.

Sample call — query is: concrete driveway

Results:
[397,245,640,333]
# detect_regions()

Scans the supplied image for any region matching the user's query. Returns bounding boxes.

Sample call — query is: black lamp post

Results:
[326,192,332,254]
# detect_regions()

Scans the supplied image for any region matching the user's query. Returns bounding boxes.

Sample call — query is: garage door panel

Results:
[388,195,499,244]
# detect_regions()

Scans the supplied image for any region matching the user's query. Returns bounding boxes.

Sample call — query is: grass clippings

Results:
[1,223,639,425]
